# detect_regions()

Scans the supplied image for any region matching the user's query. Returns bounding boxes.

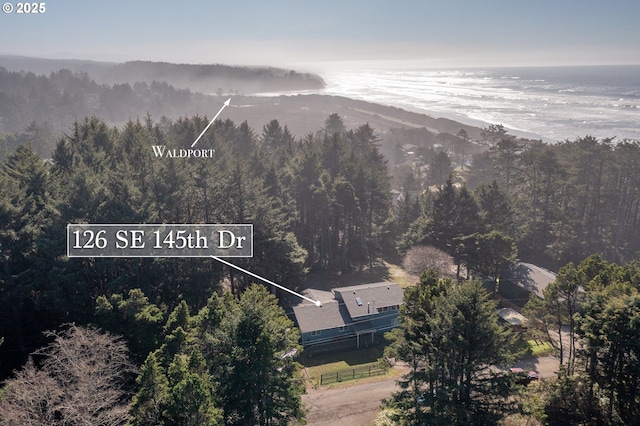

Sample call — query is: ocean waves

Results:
[320,65,640,142]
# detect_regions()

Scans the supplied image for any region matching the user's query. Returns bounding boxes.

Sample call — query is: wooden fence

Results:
[319,362,388,386]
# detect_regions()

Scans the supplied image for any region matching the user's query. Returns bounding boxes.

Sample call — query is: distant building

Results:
[293,282,404,349]
[401,143,419,154]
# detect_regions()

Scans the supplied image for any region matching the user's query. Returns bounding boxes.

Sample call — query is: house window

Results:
[311,330,321,336]
[391,305,398,311]
[338,326,348,332]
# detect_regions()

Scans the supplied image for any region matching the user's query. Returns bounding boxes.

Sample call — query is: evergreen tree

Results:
[429,176,459,252]
[261,119,286,149]
[432,281,513,415]
[94,288,165,362]
[385,269,448,424]
[129,352,170,426]
[476,180,515,238]
[324,113,346,136]
[164,351,222,426]
[489,137,520,194]
[429,151,452,186]
[214,285,305,425]
[387,278,514,424]
[470,231,517,281]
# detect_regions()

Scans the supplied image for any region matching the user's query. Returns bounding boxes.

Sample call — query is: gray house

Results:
[485,262,557,307]
[293,282,404,349]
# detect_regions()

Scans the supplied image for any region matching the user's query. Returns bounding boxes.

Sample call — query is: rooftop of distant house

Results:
[505,262,557,299]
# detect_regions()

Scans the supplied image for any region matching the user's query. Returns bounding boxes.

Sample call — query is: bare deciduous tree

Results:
[0,324,136,426]
[402,245,454,277]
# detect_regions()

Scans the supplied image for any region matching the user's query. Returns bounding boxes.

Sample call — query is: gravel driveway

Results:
[302,355,559,425]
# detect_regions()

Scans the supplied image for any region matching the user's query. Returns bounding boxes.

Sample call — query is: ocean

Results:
[319,65,640,143]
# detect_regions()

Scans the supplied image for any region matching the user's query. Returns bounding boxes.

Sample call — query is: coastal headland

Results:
[221,94,485,140]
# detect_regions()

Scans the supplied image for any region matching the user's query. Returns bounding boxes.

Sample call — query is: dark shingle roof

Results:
[293,282,404,334]
[508,262,557,299]
[333,282,404,319]
[292,301,351,333]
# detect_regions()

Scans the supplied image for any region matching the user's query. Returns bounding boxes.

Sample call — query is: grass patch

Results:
[306,360,353,380]
[384,261,417,288]
[528,339,554,357]
[302,346,387,387]
[302,345,384,368]
[510,335,556,360]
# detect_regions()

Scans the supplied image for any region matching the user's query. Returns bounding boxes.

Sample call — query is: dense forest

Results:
[395,128,640,272]
[0,112,390,370]
[0,112,394,423]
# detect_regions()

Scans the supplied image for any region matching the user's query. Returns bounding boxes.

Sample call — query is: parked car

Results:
[510,367,539,385]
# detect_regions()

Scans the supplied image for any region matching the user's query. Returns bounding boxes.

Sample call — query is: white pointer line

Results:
[210,256,322,307]
[191,98,231,148]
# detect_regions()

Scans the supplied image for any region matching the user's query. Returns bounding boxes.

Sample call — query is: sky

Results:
[1,0,639,71]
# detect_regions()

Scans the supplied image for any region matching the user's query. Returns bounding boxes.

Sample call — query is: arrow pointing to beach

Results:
[191,98,231,147]
[211,256,322,307]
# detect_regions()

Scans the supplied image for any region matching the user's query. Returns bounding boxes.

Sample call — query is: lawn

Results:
[528,339,554,357]
[302,345,384,369]
[302,346,388,387]
[511,335,555,359]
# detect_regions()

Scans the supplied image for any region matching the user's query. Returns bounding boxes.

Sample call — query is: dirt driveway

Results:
[302,376,397,425]
[302,355,559,425]
[302,366,408,426]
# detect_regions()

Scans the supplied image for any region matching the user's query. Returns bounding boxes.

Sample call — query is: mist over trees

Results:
[0,60,325,155]
[0,56,324,98]
[0,66,212,138]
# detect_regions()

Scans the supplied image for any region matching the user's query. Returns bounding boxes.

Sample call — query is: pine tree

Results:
[130,352,170,426]
[214,285,305,426]
[476,180,515,237]
[163,351,222,425]
[387,277,514,424]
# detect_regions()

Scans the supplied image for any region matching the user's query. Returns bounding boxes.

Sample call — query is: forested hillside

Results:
[0,56,324,95]
[0,113,390,377]
[0,59,325,152]
[0,67,213,138]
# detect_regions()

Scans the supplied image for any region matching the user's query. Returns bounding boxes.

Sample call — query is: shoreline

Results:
[223,94,490,141]
[251,90,548,142]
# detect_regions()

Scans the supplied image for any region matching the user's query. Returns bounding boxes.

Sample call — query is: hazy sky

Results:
[1,0,638,70]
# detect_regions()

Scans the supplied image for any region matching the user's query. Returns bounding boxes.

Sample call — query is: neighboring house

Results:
[487,262,557,308]
[293,282,404,349]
